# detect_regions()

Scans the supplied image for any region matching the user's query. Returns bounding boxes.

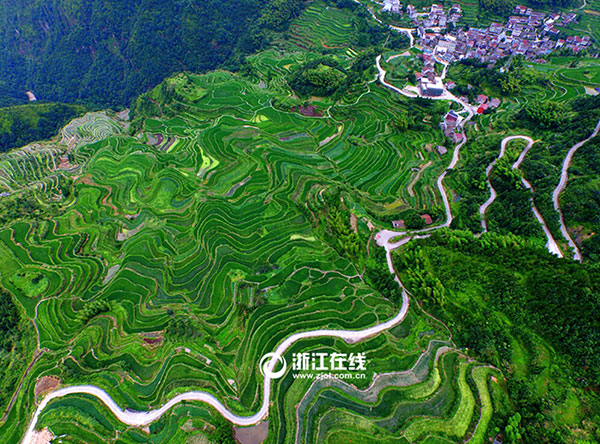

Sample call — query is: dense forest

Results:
[0,0,307,109]
[395,229,600,443]
[0,288,25,413]
[0,103,86,152]
[0,290,19,354]
[0,83,28,107]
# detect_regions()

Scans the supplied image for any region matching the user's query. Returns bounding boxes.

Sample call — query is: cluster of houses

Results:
[514,5,578,29]
[414,54,503,112]
[418,7,591,64]
[380,1,592,62]
[417,53,445,97]
[408,3,463,29]
[383,1,463,29]
[474,94,501,113]
[440,109,464,143]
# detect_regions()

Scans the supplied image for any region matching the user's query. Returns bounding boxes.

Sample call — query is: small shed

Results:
[488,98,501,108]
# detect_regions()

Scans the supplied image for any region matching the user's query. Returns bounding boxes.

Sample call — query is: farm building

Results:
[477,103,489,114]
[392,220,406,229]
[488,98,501,108]
[441,110,459,131]
[420,78,445,97]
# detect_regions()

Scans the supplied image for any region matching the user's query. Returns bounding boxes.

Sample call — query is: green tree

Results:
[505,413,522,443]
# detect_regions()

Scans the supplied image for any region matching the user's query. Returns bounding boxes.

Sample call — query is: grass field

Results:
[285,2,356,51]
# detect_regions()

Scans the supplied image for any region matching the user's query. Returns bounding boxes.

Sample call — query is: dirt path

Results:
[407,161,432,197]
[2,349,44,423]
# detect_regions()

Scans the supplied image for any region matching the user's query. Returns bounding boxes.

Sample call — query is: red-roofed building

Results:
[421,214,433,225]
[442,110,459,132]
[476,94,488,104]
[449,131,464,143]
[445,110,459,122]
[477,103,489,114]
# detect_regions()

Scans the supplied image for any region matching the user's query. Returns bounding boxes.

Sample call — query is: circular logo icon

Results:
[259,353,287,379]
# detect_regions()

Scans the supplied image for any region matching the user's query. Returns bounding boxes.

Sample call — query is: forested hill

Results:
[0,0,305,108]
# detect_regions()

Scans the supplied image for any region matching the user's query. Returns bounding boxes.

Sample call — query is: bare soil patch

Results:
[30,427,54,444]
[291,105,322,117]
[234,421,269,444]
[34,376,60,396]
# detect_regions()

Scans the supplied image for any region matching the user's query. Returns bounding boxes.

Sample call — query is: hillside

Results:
[0,0,305,108]
[1,1,600,443]
[0,103,87,152]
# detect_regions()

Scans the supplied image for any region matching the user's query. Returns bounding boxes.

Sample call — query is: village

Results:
[377,1,596,149]
[382,1,592,63]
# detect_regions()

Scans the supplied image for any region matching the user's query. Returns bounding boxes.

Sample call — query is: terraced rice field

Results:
[0,56,497,442]
[570,0,600,46]
[0,112,126,195]
[284,2,356,51]
[526,57,600,102]
[295,347,498,444]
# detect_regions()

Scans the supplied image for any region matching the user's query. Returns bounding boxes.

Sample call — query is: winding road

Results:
[375,55,475,121]
[479,135,516,231]
[374,133,467,252]
[12,0,599,436]
[20,40,431,442]
[23,269,410,443]
[511,138,563,257]
[376,55,418,97]
[374,74,471,254]
[552,118,600,262]
[478,135,563,256]
[24,47,468,442]
[374,47,475,245]
[351,0,415,47]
